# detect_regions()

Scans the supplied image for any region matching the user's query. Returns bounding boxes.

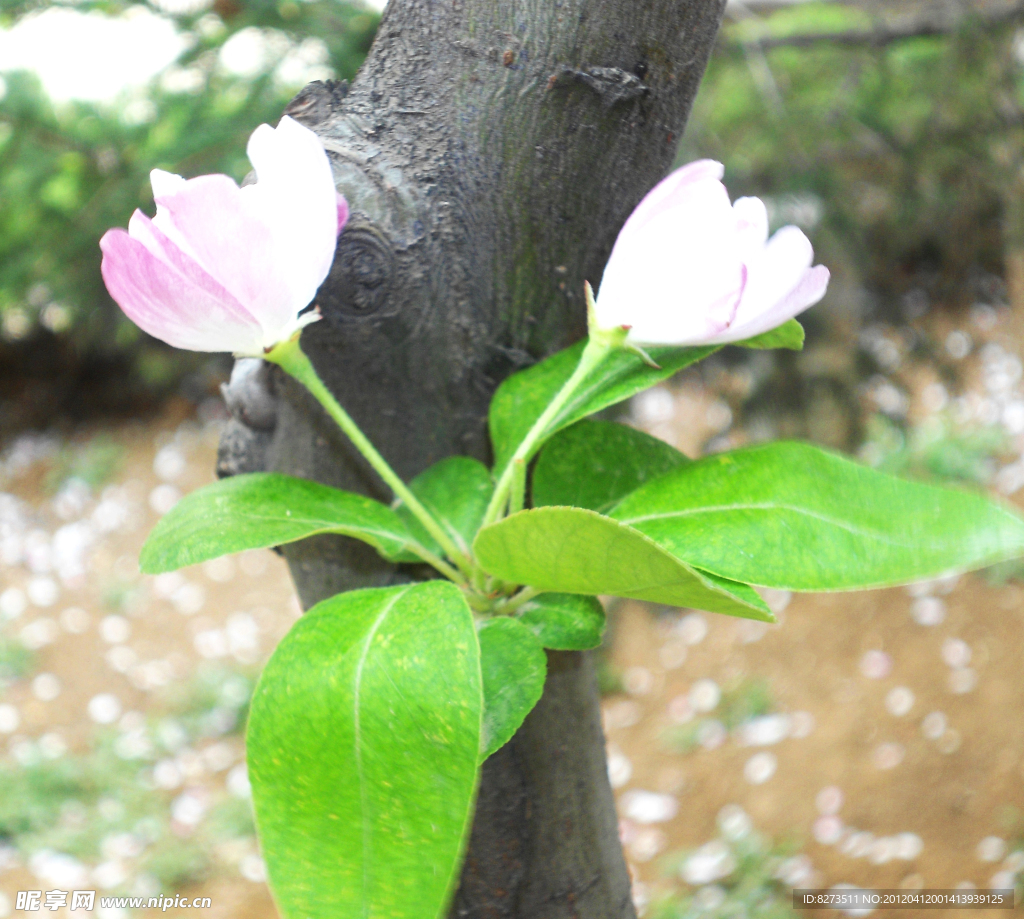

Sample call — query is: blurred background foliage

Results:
[682,0,1021,319]
[678,0,1024,453]
[1,0,1023,432]
[0,0,378,432]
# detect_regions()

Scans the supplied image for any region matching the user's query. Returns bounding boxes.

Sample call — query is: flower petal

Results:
[337,193,349,235]
[730,225,813,326]
[710,265,830,344]
[150,168,187,201]
[596,175,744,345]
[101,119,339,356]
[591,159,829,348]
[100,225,264,355]
[732,197,769,262]
[129,210,244,308]
[619,160,726,238]
[241,116,339,327]
[150,172,289,327]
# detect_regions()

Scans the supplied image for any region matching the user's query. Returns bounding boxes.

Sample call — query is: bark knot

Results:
[549,66,649,106]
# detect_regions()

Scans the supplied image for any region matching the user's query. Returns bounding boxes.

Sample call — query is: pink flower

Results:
[593,160,830,346]
[100,116,346,356]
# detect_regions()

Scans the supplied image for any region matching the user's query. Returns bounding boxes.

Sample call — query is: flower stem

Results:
[408,545,468,586]
[498,585,540,614]
[266,337,474,578]
[481,336,611,529]
[508,459,527,516]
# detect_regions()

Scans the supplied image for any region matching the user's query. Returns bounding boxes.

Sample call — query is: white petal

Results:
[597,179,743,345]
[732,225,813,327]
[592,162,828,348]
[732,197,769,262]
[242,116,338,336]
[623,160,725,236]
[710,265,830,344]
[150,169,202,265]
[150,169,186,198]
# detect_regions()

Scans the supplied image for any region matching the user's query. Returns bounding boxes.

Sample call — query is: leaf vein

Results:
[618,502,952,550]
[353,586,410,916]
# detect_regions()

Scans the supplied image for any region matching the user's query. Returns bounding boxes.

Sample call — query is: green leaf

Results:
[140,472,416,574]
[247,582,482,919]
[477,617,546,760]
[611,441,1024,590]
[474,507,773,620]
[489,341,717,476]
[532,420,690,512]
[394,457,494,558]
[734,319,805,351]
[517,593,606,650]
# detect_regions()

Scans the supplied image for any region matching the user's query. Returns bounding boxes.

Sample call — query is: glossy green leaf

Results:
[611,441,1024,590]
[394,457,494,558]
[517,593,606,650]
[734,319,805,351]
[489,340,717,476]
[532,420,690,512]
[477,617,546,760]
[140,472,416,574]
[248,582,482,919]
[474,506,772,620]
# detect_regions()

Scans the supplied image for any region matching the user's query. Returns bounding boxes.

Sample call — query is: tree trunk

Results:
[220,2,725,915]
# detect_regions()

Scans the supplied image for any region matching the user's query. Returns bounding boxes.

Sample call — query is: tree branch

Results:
[726,0,1024,50]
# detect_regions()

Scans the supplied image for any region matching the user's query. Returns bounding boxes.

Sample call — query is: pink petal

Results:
[710,265,830,344]
[100,226,264,354]
[129,210,244,308]
[337,194,349,235]
[150,173,289,320]
[102,118,338,356]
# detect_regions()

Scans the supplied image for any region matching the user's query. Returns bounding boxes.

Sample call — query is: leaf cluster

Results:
[137,329,1024,918]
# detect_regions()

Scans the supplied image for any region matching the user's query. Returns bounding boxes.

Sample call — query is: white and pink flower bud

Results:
[593,160,830,346]
[100,116,345,356]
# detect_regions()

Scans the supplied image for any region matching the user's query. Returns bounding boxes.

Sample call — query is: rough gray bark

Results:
[220,2,725,916]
